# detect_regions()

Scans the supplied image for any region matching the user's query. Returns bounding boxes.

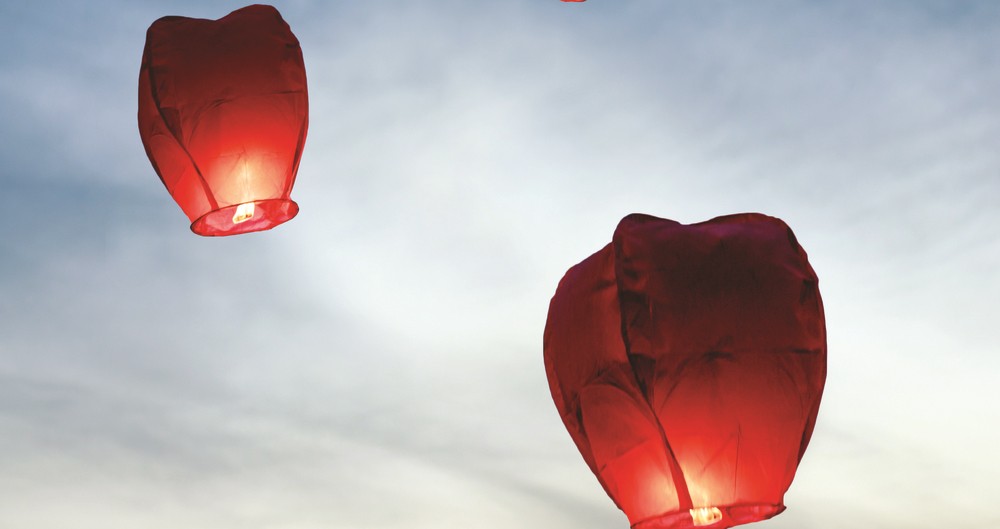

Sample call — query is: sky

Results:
[1,1,998,528]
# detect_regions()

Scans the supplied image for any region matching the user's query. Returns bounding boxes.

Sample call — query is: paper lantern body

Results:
[138,5,308,236]
[544,213,826,529]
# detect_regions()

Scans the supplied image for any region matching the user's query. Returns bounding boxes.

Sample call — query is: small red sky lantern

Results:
[138,5,308,236]
[544,213,826,529]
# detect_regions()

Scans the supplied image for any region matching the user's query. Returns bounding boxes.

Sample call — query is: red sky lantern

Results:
[544,213,826,529]
[138,5,308,236]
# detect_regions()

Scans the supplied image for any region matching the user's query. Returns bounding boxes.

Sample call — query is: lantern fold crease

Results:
[544,213,826,529]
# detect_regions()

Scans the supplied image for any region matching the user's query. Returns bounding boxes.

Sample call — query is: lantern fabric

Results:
[543,213,826,529]
[138,4,308,236]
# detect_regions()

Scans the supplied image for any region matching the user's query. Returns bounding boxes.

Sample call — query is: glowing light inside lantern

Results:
[233,202,255,223]
[690,507,723,526]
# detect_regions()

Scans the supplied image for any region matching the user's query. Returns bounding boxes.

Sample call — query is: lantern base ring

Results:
[190,198,299,237]
[631,503,785,529]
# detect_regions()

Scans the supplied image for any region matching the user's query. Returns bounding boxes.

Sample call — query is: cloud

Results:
[0,1,998,527]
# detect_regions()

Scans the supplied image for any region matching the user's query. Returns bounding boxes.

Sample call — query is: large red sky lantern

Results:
[138,5,308,236]
[544,213,826,529]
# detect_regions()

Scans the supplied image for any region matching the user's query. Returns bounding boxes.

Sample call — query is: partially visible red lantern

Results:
[138,4,308,236]
[544,213,826,529]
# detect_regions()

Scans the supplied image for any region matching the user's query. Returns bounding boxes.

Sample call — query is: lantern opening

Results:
[631,503,785,529]
[233,202,255,224]
[690,508,722,526]
[190,198,299,237]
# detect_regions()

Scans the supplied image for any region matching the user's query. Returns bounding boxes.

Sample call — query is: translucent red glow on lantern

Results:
[138,4,308,236]
[544,213,826,529]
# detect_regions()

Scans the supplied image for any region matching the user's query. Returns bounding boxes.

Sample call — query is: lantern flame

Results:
[233,202,255,224]
[690,507,722,526]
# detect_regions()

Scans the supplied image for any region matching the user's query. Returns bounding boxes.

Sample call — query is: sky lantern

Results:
[544,213,826,529]
[138,5,308,236]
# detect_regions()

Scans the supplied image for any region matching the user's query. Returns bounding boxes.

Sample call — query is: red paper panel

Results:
[138,5,307,236]
[544,213,826,529]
